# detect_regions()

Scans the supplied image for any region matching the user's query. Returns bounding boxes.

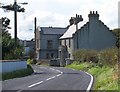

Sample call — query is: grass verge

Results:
[1,65,34,81]
[66,61,119,90]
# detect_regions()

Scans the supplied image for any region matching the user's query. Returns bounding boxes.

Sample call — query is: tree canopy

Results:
[1,17,24,60]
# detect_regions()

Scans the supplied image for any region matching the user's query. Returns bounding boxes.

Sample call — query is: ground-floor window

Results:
[46,53,54,59]
[68,54,70,58]
[46,53,49,59]
[51,53,54,58]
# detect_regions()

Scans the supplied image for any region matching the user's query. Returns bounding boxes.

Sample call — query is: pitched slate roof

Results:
[40,27,67,35]
[60,20,87,39]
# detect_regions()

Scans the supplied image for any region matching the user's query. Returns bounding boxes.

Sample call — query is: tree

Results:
[1,17,24,60]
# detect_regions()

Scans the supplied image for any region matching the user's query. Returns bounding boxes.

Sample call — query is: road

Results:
[2,65,93,91]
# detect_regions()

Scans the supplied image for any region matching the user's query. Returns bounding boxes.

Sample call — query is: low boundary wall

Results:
[0,60,27,73]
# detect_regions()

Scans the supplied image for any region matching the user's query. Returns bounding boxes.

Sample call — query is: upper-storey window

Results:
[47,40,53,49]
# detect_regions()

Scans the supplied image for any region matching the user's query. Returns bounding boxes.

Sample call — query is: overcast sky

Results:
[0,0,119,40]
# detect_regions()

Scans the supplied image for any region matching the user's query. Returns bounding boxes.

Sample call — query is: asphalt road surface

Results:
[2,65,93,92]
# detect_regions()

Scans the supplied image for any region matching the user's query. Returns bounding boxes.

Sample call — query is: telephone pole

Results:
[14,0,17,46]
[1,0,28,46]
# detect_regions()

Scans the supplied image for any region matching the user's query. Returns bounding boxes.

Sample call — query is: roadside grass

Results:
[66,61,119,90]
[1,65,34,81]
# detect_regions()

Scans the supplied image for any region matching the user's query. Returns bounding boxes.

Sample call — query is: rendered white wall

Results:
[0,61,27,73]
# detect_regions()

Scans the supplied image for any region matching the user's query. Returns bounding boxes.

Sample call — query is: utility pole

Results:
[34,17,37,60]
[1,0,28,46]
[14,0,17,46]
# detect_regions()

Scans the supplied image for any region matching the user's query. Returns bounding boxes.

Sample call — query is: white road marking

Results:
[46,78,51,81]
[56,70,61,72]
[50,68,55,71]
[28,81,43,88]
[72,69,75,71]
[60,72,63,74]
[27,67,63,88]
[56,74,61,77]
[46,76,56,81]
[84,72,94,92]
[34,70,37,72]
[40,67,47,69]
[17,90,22,92]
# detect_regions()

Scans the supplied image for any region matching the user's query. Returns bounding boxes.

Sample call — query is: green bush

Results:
[73,49,87,62]
[73,49,98,63]
[27,59,37,64]
[73,48,118,67]
[98,48,118,67]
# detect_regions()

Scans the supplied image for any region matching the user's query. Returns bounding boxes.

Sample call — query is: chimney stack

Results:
[88,11,99,20]
[74,14,83,25]
[69,14,83,26]
[69,17,75,25]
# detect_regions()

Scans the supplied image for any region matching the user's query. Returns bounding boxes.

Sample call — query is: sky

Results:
[0,0,119,40]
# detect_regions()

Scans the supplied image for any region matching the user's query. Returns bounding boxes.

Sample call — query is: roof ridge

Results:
[99,20,110,30]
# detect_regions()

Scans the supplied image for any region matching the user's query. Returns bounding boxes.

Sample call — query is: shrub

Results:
[73,49,98,63]
[73,49,87,62]
[27,59,37,65]
[73,48,118,67]
[27,59,32,64]
[85,50,98,62]
[98,48,118,67]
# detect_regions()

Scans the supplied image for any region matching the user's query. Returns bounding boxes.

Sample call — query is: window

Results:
[46,53,49,59]
[47,40,53,49]
[64,40,66,46]
[69,39,71,47]
[59,40,62,45]
[68,54,71,58]
[51,53,54,58]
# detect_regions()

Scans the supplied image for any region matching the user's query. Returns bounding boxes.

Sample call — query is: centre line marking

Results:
[50,68,55,70]
[57,69,61,72]
[46,76,56,81]
[28,67,63,88]
[28,81,43,88]
[56,74,61,77]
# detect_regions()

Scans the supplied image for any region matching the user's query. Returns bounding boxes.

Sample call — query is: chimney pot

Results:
[90,11,92,14]
[96,11,98,14]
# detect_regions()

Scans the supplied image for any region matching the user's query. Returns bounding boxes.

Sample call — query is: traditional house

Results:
[35,26,67,60]
[0,18,2,57]
[59,11,116,63]
[59,14,85,60]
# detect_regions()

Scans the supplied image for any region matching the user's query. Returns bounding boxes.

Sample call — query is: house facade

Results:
[59,11,116,61]
[35,26,67,60]
[0,18,2,57]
